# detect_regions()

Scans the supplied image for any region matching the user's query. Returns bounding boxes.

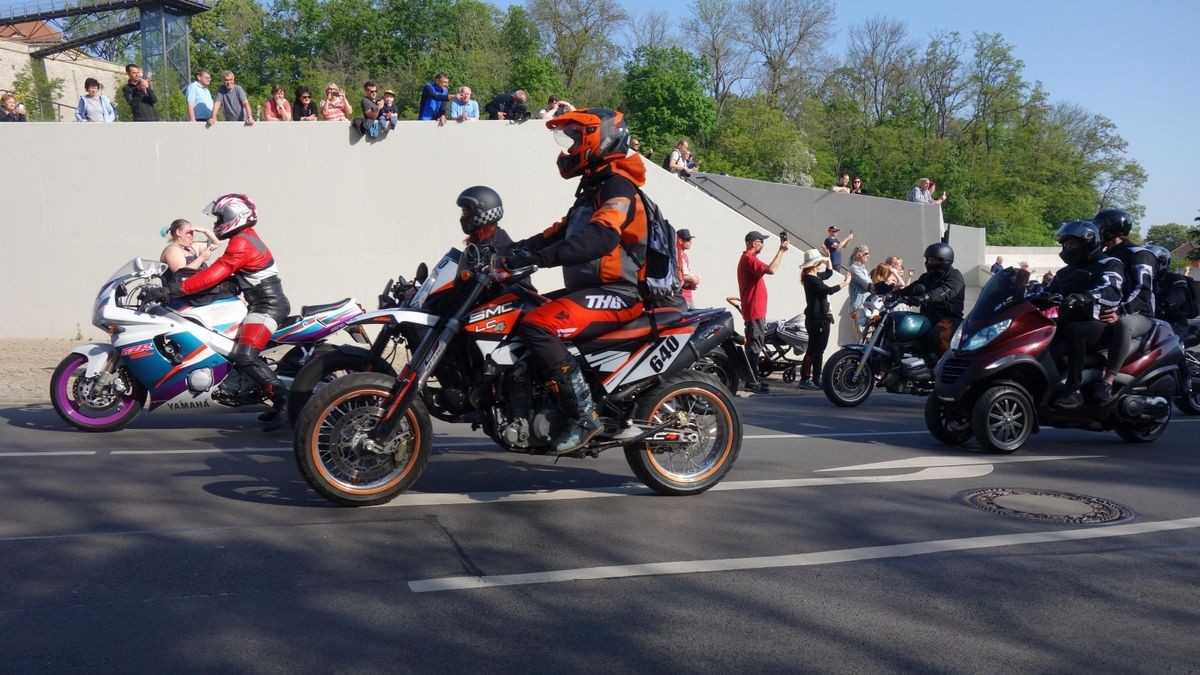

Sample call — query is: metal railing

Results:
[0,0,212,23]
[0,87,77,121]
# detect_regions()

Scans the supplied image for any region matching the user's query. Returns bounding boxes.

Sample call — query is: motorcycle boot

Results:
[230,343,288,430]
[549,360,602,454]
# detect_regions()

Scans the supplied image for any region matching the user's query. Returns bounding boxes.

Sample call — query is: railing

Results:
[0,0,212,23]
[0,87,77,121]
[687,173,817,251]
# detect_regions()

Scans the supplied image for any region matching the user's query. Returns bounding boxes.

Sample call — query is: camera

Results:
[557,102,567,111]
[509,103,531,122]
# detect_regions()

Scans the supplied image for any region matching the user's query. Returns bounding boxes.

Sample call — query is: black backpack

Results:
[627,189,684,307]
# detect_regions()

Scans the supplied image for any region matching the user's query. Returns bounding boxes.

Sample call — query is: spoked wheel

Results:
[293,372,431,506]
[287,349,396,421]
[971,385,1034,453]
[821,349,874,407]
[691,350,740,394]
[924,395,973,445]
[50,353,145,432]
[624,371,742,495]
[1175,358,1200,415]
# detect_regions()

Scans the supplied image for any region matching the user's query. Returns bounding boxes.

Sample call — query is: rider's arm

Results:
[530,182,631,267]
[926,270,965,302]
[1123,249,1157,312]
[179,237,248,294]
[1089,258,1125,312]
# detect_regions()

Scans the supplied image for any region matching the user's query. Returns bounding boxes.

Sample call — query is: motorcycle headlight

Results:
[949,324,963,350]
[961,319,1012,352]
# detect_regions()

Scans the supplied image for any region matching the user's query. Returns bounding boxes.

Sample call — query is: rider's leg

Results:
[1053,320,1107,407]
[1097,314,1152,403]
[228,317,286,427]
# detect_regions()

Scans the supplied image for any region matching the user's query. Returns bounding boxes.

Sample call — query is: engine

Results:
[488,361,566,451]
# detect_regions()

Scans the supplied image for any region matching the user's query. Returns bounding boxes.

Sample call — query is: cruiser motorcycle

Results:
[293,244,754,506]
[51,258,366,431]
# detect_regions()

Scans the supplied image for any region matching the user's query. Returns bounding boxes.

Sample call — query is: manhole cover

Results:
[959,488,1133,525]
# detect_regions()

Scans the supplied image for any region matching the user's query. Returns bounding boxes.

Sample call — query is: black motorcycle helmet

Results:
[456,185,504,236]
[1056,220,1101,266]
[1093,208,1134,244]
[1144,244,1171,278]
[922,242,955,275]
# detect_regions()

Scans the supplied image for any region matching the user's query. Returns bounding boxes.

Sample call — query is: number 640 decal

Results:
[649,336,682,372]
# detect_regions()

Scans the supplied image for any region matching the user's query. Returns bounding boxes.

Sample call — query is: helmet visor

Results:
[553,124,585,152]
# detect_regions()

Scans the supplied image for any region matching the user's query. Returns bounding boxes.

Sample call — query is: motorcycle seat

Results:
[301,298,352,316]
[588,307,685,342]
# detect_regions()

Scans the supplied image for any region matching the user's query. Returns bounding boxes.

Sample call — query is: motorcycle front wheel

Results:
[624,371,742,495]
[50,353,145,432]
[822,349,874,407]
[293,372,431,506]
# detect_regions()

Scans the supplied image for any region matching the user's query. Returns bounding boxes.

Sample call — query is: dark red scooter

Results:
[925,268,1185,453]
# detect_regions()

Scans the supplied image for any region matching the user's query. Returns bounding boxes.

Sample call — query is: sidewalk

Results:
[0,338,78,403]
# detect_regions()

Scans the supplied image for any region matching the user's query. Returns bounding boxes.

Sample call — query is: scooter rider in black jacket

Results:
[1146,244,1196,338]
[1093,208,1157,404]
[904,242,965,357]
[1045,220,1126,408]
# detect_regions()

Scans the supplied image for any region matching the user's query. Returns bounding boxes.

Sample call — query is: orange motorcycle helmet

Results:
[546,108,630,179]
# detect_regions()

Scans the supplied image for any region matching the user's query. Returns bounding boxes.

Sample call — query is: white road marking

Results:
[110,448,291,455]
[372,465,996,509]
[0,451,96,457]
[818,455,1105,472]
[745,431,928,440]
[408,515,1200,593]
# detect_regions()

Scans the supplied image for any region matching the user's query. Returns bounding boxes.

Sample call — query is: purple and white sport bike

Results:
[51,258,367,432]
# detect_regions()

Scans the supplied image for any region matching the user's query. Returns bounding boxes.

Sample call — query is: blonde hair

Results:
[871,263,892,285]
[0,93,15,107]
[884,255,902,267]
[162,218,191,240]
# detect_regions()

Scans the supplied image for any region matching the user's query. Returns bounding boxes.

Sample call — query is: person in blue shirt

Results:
[448,86,480,122]
[185,69,214,122]
[418,73,451,124]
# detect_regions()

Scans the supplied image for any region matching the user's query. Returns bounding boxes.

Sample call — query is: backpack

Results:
[1181,275,1200,319]
[632,188,685,307]
[662,153,674,171]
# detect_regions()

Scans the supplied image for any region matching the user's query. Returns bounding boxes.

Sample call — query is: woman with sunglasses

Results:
[159,219,219,281]
[292,86,318,121]
[319,83,352,121]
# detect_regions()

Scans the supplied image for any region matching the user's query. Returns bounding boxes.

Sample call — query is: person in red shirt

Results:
[737,230,789,393]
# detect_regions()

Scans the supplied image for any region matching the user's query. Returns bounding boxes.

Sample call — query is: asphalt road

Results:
[2,391,1198,673]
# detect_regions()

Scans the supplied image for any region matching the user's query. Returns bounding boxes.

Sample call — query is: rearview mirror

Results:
[414,262,429,284]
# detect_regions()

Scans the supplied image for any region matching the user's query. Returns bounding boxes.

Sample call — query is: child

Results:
[378,90,398,130]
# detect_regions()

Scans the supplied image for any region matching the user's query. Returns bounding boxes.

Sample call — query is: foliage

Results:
[702,95,814,186]
[622,47,715,152]
[10,61,65,121]
[1145,223,1195,253]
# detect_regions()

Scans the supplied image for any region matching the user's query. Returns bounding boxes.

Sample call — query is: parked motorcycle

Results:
[821,284,937,406]
[292,244,754,506]
[51,258,367,432]
[925,268,1184,453]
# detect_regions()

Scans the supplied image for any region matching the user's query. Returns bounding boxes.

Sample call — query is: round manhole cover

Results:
[959,488,1133,525]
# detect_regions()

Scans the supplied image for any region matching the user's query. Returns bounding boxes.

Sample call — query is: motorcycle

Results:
[1172,321,1200,415]
[51,258,367,432]
[292,244,754,506]
[821,284,938,407]
[925,268,1184,453]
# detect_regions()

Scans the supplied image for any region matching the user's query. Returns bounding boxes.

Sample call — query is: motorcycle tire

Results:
[624,371,741,496]
[293,372,431,506]
[287,347,397,421]
[1114,410,1170,443]
[924,395,972,445]
[821,349,874,407]
[691,350,740,394]
[970,385,1033,454]
[50,353,146,432]
[1174,361,1200,415]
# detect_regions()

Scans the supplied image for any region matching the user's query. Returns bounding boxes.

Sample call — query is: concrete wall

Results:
[0,121,987,340]
[984,246,1063,284]
[1,40,124,120]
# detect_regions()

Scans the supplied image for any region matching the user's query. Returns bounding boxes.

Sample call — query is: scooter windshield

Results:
[968,267,1029,324]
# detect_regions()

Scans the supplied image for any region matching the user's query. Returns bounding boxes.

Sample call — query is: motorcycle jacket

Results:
[1105,240,1156,317]
[910,267,966,323]
[1046,254,1124,321]
[1156,271,1195,333]
[179,227,288,321]
[515,154,648,300]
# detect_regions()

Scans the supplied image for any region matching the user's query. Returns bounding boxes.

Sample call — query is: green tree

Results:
[10,61,65,121]
[703,95,814,185]
[1144,223,1194,252]
[622,47,716,152]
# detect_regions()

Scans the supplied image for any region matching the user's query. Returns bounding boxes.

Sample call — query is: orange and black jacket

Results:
[516,154,648,299]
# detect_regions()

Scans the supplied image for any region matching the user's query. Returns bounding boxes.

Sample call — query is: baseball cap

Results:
[677,229,694,240]
[827,226,840,232]
[745,231,769,243]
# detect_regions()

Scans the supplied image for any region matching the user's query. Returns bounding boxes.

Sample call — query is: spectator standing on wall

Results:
[209,71,254,127]
[122,64,158,121]
[665,140,691,177]
[928,180,947,205]
[678,229,699,310]
[829,173,851,193]
[485,90,529,120]
[263,85,292,121]
[0,93,26,122]
[907,178,932,204]
[850,177,870,195]
[989,256,1005,276]
[538,95,575,119]
[185,69,213,123]
[292,87,317,121]
[418,73,452,124]
[448,86,480,121]
[320,83,352,121]
[738,231,789,393]
[823,226,853,270]
[75,78,116,122]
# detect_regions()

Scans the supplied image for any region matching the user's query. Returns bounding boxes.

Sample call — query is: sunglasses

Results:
[301,95,311,99]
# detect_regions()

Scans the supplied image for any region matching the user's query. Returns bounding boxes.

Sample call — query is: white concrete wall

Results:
[984,246,1063,283]
[0,121,987,340]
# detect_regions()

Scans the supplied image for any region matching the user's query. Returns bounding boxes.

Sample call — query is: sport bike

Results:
[293,244,754,506]
[925,268,1184,453]
[52,258,366,431]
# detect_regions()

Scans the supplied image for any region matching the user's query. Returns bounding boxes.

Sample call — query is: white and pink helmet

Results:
[204,193,258,240]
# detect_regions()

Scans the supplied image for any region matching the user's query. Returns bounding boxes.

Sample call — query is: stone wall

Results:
[0,40,124,121]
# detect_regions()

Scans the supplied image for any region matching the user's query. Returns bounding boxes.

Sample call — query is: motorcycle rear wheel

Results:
[287,348,396,421]
[1174,359,1200,415]
[624,371,741,496]
[50,353,145,432]
[1114,409,1170,443]
[822,349,874,407]
[924,395,972,445]
[691,350,740,394]
[293,372,431,506]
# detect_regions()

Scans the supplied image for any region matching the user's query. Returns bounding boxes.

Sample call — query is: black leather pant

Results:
[1105,313,1152,378]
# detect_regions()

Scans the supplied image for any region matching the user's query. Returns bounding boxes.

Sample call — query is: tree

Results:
[916,30,970,139]
[622,47,716,152]
[1144,223,1193,252]
[624,8,674,53]
[10,62,65,121]
[703,95,814,185]
[681,0,750,118]
[528,0,628,91]
[965,32,1025,151]
[844,15,914,124]
[738,0,835,98]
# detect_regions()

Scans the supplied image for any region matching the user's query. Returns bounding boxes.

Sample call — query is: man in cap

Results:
[678,229,699,309]
[823,226,854,270]
[737,230,789,393]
